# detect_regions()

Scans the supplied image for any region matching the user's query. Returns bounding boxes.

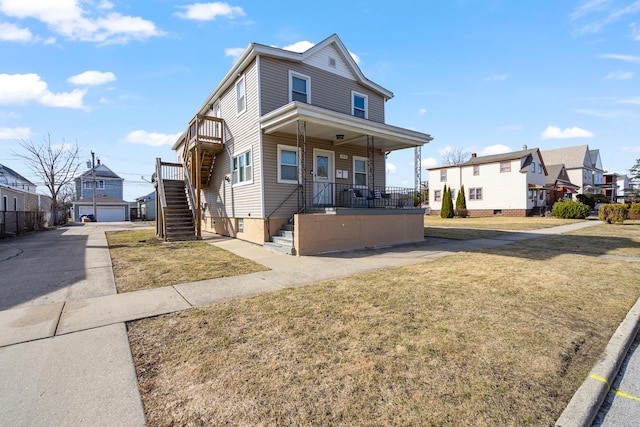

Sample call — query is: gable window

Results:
[469,187,483,200]
[232,150,252,185]
[353,156,368,187]
[538,164,542,174]
[277,145,299,184]
[84,180,105,190]
[500,161,511,173]
[531,162,536,173]
[434,190,441,202]
[289,71,310,103]
[236,76,246,114]
[440,170,447,182]
[352,91,368,119]
[473,165,479,176]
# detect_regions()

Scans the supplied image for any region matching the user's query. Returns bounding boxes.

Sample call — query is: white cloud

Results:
[480,144,512,155]
[349,51,360,65]
[418,108,427,115]
[224,47,245,58]
[618,96,640,104]
[541,125,594,139]
[282,41,314,53]
[599,53,640,63]
[573,108,631,118]
[632,22,640,40]
[0,73,86,108]
[175,2,245,21]
[485,74,509,82]
[68,71,116,85]
[0,126,31,139]
[386,162,396,175]
[124,130,182,147]
[422,157,438,168]
[571,0,640,34]
[0,21,33,42]
[606,70,633,79]
[0,0,162,44]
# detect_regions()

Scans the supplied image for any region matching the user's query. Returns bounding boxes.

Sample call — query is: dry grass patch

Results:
[425,216,582,230]
[128,246,640,425]
[107,229,268,293]
[516,222,640,258]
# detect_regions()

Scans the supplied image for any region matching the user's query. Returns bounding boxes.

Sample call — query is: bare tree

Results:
[14,135,80,226]
[441,147,470,166]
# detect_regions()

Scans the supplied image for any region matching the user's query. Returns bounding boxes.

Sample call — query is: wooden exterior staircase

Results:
[155,114,224,242]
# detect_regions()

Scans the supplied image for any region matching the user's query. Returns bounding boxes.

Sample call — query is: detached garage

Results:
[73,194,130,222]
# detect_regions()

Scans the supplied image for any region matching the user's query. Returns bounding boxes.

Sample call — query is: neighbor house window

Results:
[450,189,456,200]
[84,180,105,189]
[434,190,441,202]
[277,145,299,184]
[236,76,246,114]
[531,162,536,173]
[440,170,447,182]
[473,165,479,176]
[289,71,310,103]
[469,187,483,200]
[500,161,511,173]
[232,150,252,184]
[237,218,244,233]
[353,156,368,186]
[2,196,6,211]
[352,91,368,119]
[538,164,542,174]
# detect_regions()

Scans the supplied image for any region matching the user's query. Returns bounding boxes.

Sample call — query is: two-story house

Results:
[1,164,52,235]
[155,34,433,255]
[72,161,129,221]
[427,147,548,217]
[603,172,630,203]
[540,145,604,199]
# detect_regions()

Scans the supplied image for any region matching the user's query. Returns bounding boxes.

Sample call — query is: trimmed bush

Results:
[441,185,454,218]
[455,185,467,217]
[628,203,640,220]
[551,200,590,219]
[598,204,628,224]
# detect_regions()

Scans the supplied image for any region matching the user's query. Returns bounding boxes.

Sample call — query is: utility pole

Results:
[91,150,97,222]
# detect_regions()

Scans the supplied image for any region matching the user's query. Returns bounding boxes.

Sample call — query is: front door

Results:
[313,149,334,207]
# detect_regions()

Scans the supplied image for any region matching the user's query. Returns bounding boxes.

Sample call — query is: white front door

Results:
[313,149,334,207]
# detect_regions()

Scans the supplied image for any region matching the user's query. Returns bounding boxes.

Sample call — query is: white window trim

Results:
[288,70,311,104]
[469,187,483,200]
[277,145,300,184]
[440,169,447,182]
[473,165,479,176]
[352,156,368,188]
[236,76,246,116]
[84,179,105,190]
[232,149,253,187]
[351,90,368,119]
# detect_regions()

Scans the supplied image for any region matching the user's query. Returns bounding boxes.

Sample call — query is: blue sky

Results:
[1,0,639,201]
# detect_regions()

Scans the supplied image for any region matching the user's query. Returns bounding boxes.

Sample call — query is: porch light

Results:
[336,134,344,140]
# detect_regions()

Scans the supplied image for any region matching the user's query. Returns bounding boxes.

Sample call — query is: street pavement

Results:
[0,219,638,425]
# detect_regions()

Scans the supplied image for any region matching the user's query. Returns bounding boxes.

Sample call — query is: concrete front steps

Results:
[264,223,295,255]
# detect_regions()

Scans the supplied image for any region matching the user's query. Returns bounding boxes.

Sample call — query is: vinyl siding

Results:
[202,58,263,219]
[259,56,385,123]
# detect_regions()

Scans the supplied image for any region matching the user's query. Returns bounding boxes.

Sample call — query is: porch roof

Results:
[259,101,433,152]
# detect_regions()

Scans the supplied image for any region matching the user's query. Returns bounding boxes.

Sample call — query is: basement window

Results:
[237,218,244,233]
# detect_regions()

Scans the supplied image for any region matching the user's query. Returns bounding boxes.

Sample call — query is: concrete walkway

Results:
[0,219,637,425]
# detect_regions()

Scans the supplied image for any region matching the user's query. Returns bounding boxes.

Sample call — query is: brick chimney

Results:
[471,153,477,158]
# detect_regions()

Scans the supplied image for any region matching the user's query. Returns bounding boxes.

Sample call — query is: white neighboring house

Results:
[427,147,548,217]
[540,145,604,198]
[603,172,630,203]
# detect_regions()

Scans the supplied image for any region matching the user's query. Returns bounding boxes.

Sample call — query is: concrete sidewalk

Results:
[0,219,636,425]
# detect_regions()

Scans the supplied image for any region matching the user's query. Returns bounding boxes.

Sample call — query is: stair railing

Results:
[266,184,302,238]
[155,158,168,239]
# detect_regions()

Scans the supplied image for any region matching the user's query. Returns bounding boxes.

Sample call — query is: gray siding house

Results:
[72,162,129,222]
[156,34,432,254]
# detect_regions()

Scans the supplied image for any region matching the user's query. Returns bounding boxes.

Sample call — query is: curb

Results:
[556,296,640,426]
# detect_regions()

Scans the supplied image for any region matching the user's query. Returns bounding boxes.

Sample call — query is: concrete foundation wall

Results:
[205,216,267,245]
[294,211,425,255]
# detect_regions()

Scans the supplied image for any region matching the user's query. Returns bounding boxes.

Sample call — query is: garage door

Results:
[79,206,125,222]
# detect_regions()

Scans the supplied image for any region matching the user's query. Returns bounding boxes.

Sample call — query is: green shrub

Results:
[576,193,609,209]
[455,185,467,217]
[598,204,628,224]
[628,203,640,220]
[440,185,454,218]
[551,200,590,219]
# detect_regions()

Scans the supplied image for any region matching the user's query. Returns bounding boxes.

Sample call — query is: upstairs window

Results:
[233,150,252,185]
[352,91,368,119]
[236,76,246,114]
[538,164,542,174]
[440,170,447,182]
[84,180,105,189]
[277,145,299,184]
[289,71,310,103]
[531,162,536,173]
[353,157,368,187]
[500,161,511,173]
[473,165,479,176]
